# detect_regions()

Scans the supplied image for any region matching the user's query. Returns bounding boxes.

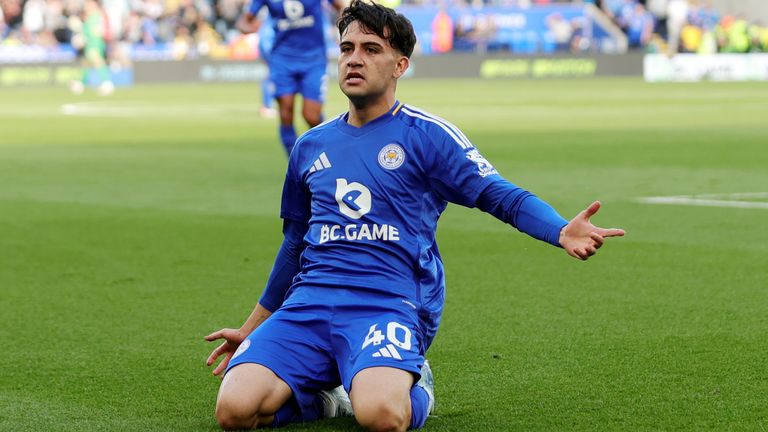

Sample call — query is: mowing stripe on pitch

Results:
[60,102,259,117]
[637,192,768,210]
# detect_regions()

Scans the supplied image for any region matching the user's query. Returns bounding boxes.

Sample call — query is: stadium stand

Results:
[0,0,766,58]
[604,0,768,54]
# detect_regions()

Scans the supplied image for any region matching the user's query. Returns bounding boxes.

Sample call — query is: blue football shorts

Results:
[225,289,426,417]
[269,55,328,103]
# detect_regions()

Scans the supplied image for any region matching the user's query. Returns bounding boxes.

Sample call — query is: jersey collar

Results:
[336,101,402,137]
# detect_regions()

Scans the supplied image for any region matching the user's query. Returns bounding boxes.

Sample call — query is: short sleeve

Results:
[423,124,500,208]
[279,149,311,223]
[248,0,267,16]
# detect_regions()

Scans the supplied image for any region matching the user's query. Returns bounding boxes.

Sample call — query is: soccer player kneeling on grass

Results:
[205,1,625,430]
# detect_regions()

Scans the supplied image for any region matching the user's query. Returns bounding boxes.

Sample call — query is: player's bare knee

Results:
[279,113,293,125]
[303,112,322,127]
[215,394,261,430]
[355,401,408,432]
[215,409,251,430]
[277,97,294,124]
[301,99,323,127]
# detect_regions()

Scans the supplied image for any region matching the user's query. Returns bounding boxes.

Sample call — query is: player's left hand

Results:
[559,201,625,261]
[236,15,261,34]
[204,328,248,377]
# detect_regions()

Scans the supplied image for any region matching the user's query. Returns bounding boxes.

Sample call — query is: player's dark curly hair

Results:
[337,0,416,58]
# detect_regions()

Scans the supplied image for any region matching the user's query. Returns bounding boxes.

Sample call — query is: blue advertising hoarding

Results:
[398,4,617,55]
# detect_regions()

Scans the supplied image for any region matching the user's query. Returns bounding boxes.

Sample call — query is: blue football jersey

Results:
[248,0,332,61]
[279,101,504,346]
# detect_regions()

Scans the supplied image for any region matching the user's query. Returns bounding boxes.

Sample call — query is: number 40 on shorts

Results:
[362,322,412,360]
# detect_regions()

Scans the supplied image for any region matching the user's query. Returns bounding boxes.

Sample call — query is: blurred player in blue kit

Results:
[206,1,625,430]
[238,0,345,154]
[257,12,276,119]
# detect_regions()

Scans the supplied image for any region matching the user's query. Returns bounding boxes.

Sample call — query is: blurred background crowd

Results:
[0,0,766,58]
[604,0,768,53]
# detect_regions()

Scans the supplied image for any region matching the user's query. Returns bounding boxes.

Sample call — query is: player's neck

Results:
[346,94,397,128]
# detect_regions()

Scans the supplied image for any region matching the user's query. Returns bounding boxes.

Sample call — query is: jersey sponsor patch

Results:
[335,178,372,219]
[319,223,400,244]
[466,149,498,177]
[323,178,402,244]
[378,144,405,170]
[283,0,304,19]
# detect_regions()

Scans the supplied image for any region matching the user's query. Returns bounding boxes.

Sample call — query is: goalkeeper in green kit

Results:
[70,0,114,95]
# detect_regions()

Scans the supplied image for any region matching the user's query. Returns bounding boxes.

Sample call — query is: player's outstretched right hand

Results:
[204,328,247,377]
[559,201,625,261]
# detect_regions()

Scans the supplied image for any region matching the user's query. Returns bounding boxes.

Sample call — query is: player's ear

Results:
[393,55,409,79]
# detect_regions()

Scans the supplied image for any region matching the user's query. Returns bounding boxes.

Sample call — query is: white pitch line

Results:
[691,192,768,200]
[60,102,259,117]
[637,194,768,210]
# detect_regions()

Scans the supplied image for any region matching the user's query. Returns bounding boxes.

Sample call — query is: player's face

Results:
[338,21,408,103]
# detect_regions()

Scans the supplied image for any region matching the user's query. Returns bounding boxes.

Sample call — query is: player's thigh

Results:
[350,367,414,429]
[350,366,413,408]
[332,302,425,391]
[217,363,292,418]
[225,304,339,415]
[301,99,323,127]
[299,61,328,104]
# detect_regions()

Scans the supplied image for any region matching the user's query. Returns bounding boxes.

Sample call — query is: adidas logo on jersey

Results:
[309,152,332,173]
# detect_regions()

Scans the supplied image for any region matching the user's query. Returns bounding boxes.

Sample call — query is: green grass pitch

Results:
[1,77,767,431]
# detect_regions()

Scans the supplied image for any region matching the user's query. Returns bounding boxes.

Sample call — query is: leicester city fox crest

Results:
[378,144,405,170]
